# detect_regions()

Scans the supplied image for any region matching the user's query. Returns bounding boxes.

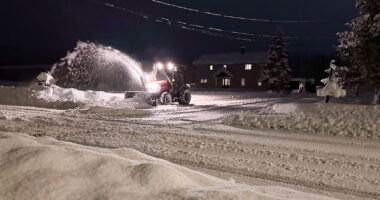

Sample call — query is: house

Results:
[191,50,268,89]
[290,78,316,93]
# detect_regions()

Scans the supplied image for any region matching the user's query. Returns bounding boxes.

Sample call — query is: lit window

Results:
[223,65,227,68]
[222,78,230,86]
[210,65,213,70]
[299,82,305,88]
[241,78,246,86]
[258,82,262,87]
[201,79,208,84]
[245,64,252,70]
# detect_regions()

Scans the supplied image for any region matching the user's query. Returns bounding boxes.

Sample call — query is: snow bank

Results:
[271,103,299,114]
[0,85,151,110]
[0,86,83,109]
[224,102,380,140]
[0,132,336,200]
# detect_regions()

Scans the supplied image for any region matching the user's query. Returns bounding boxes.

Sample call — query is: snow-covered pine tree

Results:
[260,29,292,92]
[341,64,363,96]
[317,60,347,103]
[337,0,380,104]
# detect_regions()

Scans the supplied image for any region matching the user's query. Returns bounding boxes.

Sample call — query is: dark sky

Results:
[0,0,357,66]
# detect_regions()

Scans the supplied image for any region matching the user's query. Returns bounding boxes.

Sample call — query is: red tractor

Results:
[125,62,191,106]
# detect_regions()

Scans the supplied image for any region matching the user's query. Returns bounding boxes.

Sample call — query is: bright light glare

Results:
[167,62,174,70]
[156,62,164,70]
[145,73,152,83]
[147,82,161,93]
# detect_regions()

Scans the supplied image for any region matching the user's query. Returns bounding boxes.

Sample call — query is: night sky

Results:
[0,0,357,66]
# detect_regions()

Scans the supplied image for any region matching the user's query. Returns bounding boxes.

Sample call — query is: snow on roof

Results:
[193,51,267,65]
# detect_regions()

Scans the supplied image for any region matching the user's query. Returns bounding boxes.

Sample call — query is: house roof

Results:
[213,68,234,78]
[193,51,267,65]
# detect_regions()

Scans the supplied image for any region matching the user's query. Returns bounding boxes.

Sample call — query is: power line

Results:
[87,0,257,42]
[152,0,323,23]
[88,0,338,44]
[87,0,307,42]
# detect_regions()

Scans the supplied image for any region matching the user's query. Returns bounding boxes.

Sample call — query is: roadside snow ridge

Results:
[0,132,336,200]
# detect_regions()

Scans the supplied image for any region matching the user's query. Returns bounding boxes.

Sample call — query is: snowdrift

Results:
[0,86,83,109]
[224,102,380,140]
[0,132,336,200]
[0,85,151,110]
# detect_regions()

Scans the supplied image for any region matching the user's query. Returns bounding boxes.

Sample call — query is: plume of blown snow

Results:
[50,41,146,92]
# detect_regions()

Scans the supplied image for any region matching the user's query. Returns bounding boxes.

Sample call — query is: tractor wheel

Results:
[160,92,172,105]
[179,90,191,105]
[147,98,157,106]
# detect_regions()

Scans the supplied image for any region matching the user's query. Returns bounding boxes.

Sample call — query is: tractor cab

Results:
[147,62,191,105]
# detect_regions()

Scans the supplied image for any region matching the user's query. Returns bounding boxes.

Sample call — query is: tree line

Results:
[259,0,379,104]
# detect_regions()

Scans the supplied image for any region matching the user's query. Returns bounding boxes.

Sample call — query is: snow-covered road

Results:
[0,90,379,200]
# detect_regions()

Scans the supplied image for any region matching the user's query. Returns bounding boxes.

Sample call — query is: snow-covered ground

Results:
[0,132,336,200]
[224,102,380,139]
[0,86,379,200]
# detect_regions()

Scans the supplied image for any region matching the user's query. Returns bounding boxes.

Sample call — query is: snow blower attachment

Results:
[125,62,191,106]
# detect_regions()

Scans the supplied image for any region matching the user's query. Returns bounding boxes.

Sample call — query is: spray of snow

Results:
[50,41,146,91]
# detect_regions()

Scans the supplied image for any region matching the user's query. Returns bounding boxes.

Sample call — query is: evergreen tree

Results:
[261,29,292,92]
[318,60,347,103]
[337,0,380,104]
[340,65,362,96]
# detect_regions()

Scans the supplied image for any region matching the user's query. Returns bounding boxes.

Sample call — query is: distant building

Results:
[191,50,268,89]
[0,65,51,86]
[290,78,316,93]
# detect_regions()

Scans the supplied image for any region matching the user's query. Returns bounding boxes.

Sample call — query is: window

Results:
[223,65,227,69]
[222,78,230,86]
[210,65,213,71]
[201,79,208,84]
[258,81,262,87]
[245,64,252,70]
[241,78,246,86]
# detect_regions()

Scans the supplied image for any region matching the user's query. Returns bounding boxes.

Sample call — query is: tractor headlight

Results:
[167,62,174,71]
[155,62,164,70]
